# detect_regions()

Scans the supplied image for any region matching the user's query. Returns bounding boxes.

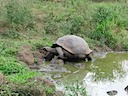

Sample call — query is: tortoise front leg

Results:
[56,47,66,59]
[45,52,54,61]
[86,54,92,61]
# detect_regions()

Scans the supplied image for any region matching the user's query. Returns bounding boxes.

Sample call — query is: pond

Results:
[54,52,128,96]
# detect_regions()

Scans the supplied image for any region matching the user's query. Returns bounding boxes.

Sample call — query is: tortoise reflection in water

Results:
[43,35,93,62]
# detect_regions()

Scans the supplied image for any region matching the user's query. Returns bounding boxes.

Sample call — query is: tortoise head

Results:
[43,47,52,52]
[86,51,93,61]
[42,47,57,54]
[42,47,57,61]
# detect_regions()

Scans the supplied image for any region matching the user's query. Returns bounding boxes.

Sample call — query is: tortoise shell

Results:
[55,35,92,55]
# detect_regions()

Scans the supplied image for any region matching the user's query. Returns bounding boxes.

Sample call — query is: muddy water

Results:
[55,52,128,96]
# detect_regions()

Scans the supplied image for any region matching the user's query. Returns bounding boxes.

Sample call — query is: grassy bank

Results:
[0,0,128,95]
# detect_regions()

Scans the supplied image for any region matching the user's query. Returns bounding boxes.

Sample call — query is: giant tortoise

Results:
[43,35,93,61]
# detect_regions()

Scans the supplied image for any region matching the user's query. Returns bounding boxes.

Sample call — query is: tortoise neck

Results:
[49,48,57,54]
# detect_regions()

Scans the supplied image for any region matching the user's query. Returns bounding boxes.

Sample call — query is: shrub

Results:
[123,41,128,51]
[44,0,91,35]
[44,12,85,35]
[89,5,120,48]
[0,56,25,75]
[5,0,34,30]
[0,81,55,96]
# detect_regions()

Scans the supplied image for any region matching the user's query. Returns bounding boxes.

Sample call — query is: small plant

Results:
[64,79,86,96]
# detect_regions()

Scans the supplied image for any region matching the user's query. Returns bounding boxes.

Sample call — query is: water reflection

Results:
[83,53,128,96]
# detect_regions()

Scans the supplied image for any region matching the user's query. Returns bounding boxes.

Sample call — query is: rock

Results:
[73,70,80,74]
[39,63,70,73]
[29,65,40,70]
[0,72,4,83]
[53,74,62,79]
[55,79,62,85]
[74,63,85,68]
[106,90,118,96]
[17,45,34,65]
[124,85,128,92]
[50,57,64,65]
[94,52,107,58]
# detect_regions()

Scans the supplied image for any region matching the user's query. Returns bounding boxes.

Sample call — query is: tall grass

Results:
[1,0,127,50]
[88,3,128,50]
[0,0,35,39]
[43,1,128,50]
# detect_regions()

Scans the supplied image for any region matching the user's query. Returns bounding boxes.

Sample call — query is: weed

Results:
[5,0,34,29]
[64,79,86,96]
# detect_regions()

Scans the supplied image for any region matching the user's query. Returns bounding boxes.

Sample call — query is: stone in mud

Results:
[17,45,34,65]
[106,90,118,96]
[55,79,62,85]
[53,74,62,79]
[50,57,64,65]
[73,70,80,74]
[124,85,128,92]
[40,65,69,73]
[74,63,85,68]
[29,65,40,70]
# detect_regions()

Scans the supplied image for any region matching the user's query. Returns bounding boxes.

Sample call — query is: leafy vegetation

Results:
[0,79,55,96]
[64,79,86,96]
